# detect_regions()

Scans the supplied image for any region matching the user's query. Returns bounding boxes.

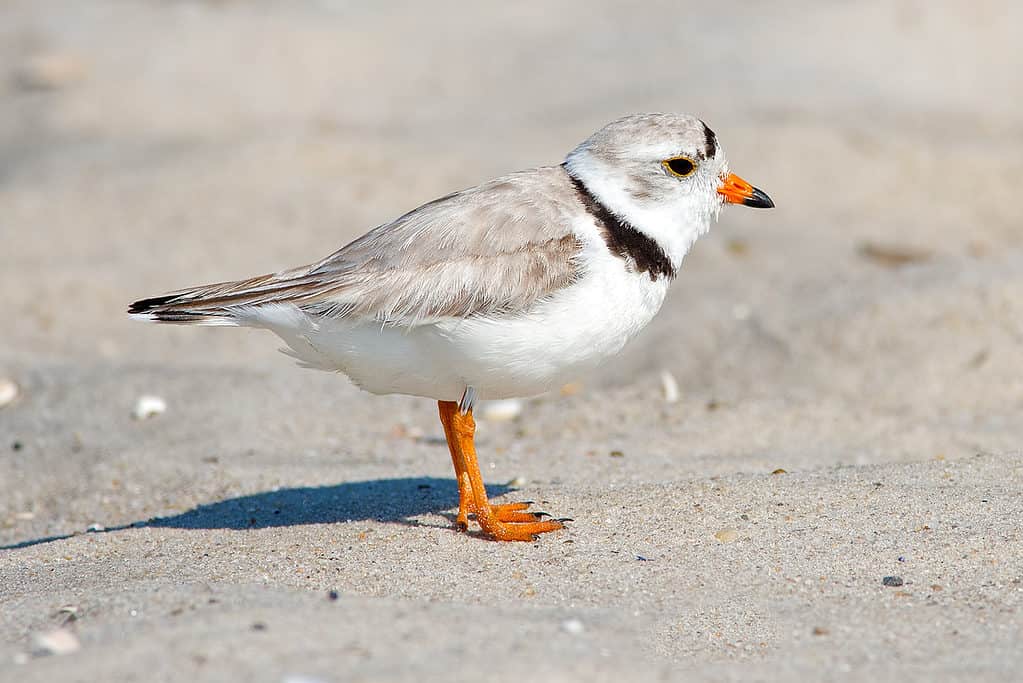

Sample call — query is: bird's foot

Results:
[455,501,552,531]
[489,501,549,523]
[473,504,567,542]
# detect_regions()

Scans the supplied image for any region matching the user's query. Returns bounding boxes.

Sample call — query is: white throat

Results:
[564,148,719,270]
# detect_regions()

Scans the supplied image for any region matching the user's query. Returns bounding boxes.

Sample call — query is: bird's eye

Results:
[663,156,696,178]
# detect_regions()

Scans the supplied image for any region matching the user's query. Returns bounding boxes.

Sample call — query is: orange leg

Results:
[438,400,565,541]
[438,401,473,530]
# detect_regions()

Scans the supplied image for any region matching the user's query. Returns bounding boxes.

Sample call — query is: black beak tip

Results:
[743,187,775,209]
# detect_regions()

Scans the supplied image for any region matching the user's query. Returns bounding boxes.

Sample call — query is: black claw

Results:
[556,517,574,523]
[534,511,552,519]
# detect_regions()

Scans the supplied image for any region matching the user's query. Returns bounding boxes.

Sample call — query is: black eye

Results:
[663,156,696,178]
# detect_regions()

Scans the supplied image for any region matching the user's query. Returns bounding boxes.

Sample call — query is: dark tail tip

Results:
[128,294,178,315]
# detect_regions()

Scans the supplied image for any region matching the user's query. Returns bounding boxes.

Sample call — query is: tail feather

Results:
[127,279,275,326]
[127,297,239,326]
[128,266,342,326]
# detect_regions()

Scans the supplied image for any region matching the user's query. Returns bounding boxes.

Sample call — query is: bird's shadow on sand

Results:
[1,477,511,551]
[149,476,510,530]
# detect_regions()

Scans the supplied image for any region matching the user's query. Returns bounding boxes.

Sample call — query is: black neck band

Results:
[563,164,676,280]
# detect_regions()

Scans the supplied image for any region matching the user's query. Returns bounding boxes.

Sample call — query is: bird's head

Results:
[564,113,773,264]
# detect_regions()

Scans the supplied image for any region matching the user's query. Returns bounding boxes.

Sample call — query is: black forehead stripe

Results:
[562,164,676,281]
[701,121,717,159]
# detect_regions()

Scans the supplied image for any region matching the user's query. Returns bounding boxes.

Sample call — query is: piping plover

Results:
[129,113,773,541]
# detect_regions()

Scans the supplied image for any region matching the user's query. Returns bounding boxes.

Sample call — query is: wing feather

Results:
[129,166,585,326]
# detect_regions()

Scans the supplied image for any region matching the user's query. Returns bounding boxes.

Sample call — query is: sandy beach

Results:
[2,2,1022,681]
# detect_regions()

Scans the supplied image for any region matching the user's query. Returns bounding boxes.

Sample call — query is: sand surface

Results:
[2,1,1022,681]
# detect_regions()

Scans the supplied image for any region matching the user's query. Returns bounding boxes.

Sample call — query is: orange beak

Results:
[717,173,774,208]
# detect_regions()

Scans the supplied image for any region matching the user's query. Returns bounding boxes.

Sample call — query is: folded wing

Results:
[129,166,585,327]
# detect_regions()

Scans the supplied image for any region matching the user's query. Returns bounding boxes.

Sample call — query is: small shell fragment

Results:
[0,378,19,408]
[714,528,739,543]
[478,399,523,422]
[56,605,78,625]
[31,628,81,656]
[561,618,584,635]
[132,395,166,420]
[559,382,582,396]
[659,370,680,403]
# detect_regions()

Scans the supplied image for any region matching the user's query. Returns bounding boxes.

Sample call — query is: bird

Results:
[129,113,774,541]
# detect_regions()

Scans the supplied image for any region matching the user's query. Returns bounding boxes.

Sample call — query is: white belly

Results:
[261,257,669,401]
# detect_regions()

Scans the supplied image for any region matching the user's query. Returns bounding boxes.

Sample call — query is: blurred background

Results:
[2,2,1023,676]
[3,0,1023,499]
